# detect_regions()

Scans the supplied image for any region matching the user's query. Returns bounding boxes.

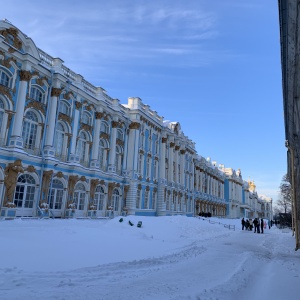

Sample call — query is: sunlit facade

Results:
[0,20,271,219]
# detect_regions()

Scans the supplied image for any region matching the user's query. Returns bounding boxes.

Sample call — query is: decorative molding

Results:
[0,28,22,50]
[58,112,72,126]
[175,145,180,151]
[26,165,36,173]
[20,70,32,82]
[129,122,140,130]
[116,138,124,146]
[180,149,186,154]
[95,112,104,119]
[51,87,63,97]
[63,91,74,100]
[162,137,167,143]
[79,176,87,182]
[80,123,93,134]
[36,77,48,86]
[100,132,109,140]
[25,100,46,116]
[170,142,175,148]
[1,56,17,68]
[0,85,13,104]
[75,101,82,110]
[90,179,100,199]
[55,171,64,178]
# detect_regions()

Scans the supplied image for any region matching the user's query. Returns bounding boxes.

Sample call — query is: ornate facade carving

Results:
[63,91,74,100]
[75,101,82,110]
[3,159,24,206]
[129,122,140,130]
[25,100,46,116]
[95,112,104,119]
[162,137,167,143]
[58,112,72,126]
[100,132,109,140]
[0,28,22,50]
[80,123,92,134]
[26,165,36,173]
[90,179,100,199]
[68,175,79,196]
[20,70,32,82]
[170,142,175,148]
[55,171,64,178]
[51,87,63,97]
[108,182,116,200]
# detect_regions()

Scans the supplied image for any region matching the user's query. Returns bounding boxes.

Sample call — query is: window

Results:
[136,190,141,208]
[74,183,86,210]
[115,145,123,174]
[117,129,123,140]
[48,179,64,209]
[30,86,44,103]
[0,69,11,87]
[54,123,66,158]
[22,111,38,150]
[99,139,109,171]
[146,158,151,178]
[144,190,149,209]
[94,186,105,210]
[14,174,36,209]
[82,111,92,125]
[100,121,109,134]
[138,154,143,174]
[76,131,88,164]
[59,101,71,116]
[112,189,120,211]
[152,191,156,209]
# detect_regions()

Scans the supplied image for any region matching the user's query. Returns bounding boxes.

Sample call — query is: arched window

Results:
[14,174,36,209]
[117,129,123,140]
[82,111,92,125]
[98,139,109,171]
[112,189,120,212]
[115,145,123,174]
[76,131,88,164]
[22,111,38,150]
[94,186,105,210]
[54,123,66,159]
[74,183,86,210]
[48,179,64,209]
[59,100,71,116]
[146,158,151,178]
[0,68,11,88]
[30,85,44,103]
[100,121,109,134]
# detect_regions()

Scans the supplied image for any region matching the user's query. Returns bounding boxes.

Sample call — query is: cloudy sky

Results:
[2,0,285,201]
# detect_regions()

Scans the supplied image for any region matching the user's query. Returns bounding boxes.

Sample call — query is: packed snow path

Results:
[0,216,299,300]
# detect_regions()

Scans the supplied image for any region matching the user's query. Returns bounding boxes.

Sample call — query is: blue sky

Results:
[2,0,286,201]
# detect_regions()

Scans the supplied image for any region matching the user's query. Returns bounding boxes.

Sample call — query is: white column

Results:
[44,86,61,156]
[90,111,102,168]
[168,142,174,182]
[174,145,179,183]
[69,100,81,163]
[125,122,140,215]
[108,120,118,172]
[10,70,31,148]
[180,149,185,186]
[157,136,167,216]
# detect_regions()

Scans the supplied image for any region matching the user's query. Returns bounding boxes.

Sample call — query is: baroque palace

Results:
[0,20,272,220]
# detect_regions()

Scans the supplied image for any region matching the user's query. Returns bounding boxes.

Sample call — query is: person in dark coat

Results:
[253,218,258,233]
[241,218,245,230]
[260,218,264,234]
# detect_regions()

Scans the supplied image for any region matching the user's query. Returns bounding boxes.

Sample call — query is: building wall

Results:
[0,20,271,219]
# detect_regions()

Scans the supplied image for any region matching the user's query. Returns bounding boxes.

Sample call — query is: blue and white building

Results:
[0,20,272,219]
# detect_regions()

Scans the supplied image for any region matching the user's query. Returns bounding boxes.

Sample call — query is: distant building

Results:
[0,20,271,219]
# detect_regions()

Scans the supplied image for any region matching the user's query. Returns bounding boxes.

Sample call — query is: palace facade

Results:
[0,20,272,219]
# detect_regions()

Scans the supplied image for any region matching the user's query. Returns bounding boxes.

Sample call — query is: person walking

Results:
[268,219,271,229]
[253,218,258,233]
[260,218,264,234]
[241,218,245,230]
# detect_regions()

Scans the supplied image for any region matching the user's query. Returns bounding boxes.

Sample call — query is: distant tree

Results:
[276,174,292,214]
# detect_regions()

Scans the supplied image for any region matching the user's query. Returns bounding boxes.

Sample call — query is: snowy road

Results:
[0,217,299,300]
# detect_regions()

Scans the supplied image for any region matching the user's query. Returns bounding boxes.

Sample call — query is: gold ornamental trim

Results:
[129,122,140,130]
[95,112,104,119]
[51,87,63,97]
[0,28,22,50]
[170,142,175,148]
[58,112,72,126]
[162,137,167,143]
[25,100,46,116]
[20,70,32,82]
[75,101,82,110]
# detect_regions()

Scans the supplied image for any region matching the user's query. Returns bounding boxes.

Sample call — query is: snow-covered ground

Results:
[0,216,299,300]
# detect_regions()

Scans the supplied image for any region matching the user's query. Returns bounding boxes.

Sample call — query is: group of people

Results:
[241,217,272,234]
